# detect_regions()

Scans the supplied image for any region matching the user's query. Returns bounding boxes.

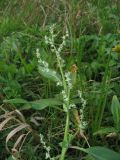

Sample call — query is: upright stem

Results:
[55,48,70,160]
[56,55,67,92]
[60,111,69,160]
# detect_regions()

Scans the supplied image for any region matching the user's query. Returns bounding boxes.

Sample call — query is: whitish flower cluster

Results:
[65,72,72,89]
[61,90,69,103]
[61,90,76,111]
[45,24,69,66]
[78,90,88,130]
[61,71,74,111]
[69,103,76,109]
[36,47,62,86]
[45,25,55,47]
[56,81,63,86]
[57,30,69,55]
[40,134,55,160]
[36,48,49,69]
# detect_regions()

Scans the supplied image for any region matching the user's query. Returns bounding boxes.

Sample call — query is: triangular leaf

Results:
[38,66,61,82]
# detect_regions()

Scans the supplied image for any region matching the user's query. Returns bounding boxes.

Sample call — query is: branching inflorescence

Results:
[35,24,88,160]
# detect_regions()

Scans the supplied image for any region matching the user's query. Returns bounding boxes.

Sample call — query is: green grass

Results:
[0,0,120,160]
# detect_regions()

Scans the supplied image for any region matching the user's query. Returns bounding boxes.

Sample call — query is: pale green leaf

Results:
[71,146,120,160]
[86,146,120,160]
[7,156,15,160]
[3,98,28,104]
[30,98,62,110]
[93,127,117,136]
[111,95,120,130]
[38,66,61,82]
[4,98,62,110]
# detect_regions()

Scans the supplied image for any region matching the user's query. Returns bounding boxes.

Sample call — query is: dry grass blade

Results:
[0,114,5,119]
[6,123,29,152]
[11,148,21,160]
[0,116,15,131]
[13,134,26,150]
[4,111,15,118]
[0,111,15,119]
[30,117,40,126]
[19,131,31,152]
[15,109,26,122]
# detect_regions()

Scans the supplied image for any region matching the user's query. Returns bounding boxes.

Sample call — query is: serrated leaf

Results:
[38,66,61,82]
[111,95,120,130]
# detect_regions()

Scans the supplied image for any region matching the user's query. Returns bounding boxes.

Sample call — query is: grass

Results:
[0,0,120,160]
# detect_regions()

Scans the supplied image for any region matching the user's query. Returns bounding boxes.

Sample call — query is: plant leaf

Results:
[4,98,62,110]
[7,156,15,160]
[38,66,61,82]
[111,95,120,130]
[0,117,15,131]
[4,98,28,104]
[86,146,120,160]
[93,127,117,136]
[30,98,62,110]
[71,146,120,160]
[13,134,26,149]
[6,123,29,152]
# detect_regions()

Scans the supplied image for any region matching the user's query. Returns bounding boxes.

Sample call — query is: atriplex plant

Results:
[35,24,88,160]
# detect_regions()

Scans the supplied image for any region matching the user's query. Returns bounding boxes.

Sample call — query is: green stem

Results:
[54,47,70,160]
[57,55,67,92]
[60,111,69,160]
[53,45,67,92]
